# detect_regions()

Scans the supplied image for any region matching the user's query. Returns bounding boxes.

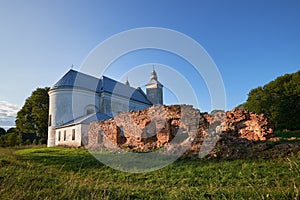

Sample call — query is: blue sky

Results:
[0,0,299,128]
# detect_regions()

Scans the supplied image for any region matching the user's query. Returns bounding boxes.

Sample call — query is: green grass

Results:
[275,130,300,138]
[0,146,300,199]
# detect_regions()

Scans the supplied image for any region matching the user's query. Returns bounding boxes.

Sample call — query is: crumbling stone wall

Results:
[88,105,202,151]
[88,105,274,154]
[89,119,115,149]
[201,109,274,140]
[186,109,274,157]
[221,109,273,140]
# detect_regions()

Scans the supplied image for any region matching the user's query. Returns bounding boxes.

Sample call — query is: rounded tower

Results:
[47,69,100,147]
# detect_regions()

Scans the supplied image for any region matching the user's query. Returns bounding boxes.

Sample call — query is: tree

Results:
[0,136,6,147]
[6,127,16,134]
[15,87,50,139]
[0,127,6,136]
[244,70,300,131]
[6,133,21,146]
[0,127,7,147]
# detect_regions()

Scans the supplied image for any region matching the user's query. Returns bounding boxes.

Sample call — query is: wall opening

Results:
[85,105,97,115]
[86,109,94,115]
[81,131,88,146]
[72,129,75,140]
[48,115,52,126]
[58,131,61,141]
[117,126,126,145]
[120,126,124,137]
[64,130,66,141]
[98,130,104,144]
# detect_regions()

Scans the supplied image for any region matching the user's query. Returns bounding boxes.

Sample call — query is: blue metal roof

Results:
[58,112,111,128]
[52,69,102,92]
[101,76,152,104]
[51,69,152,105]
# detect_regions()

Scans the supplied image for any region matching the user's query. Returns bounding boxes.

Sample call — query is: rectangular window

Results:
[48,115,52,126]
[58,131,61,141]
[72,129,75,140]
[64,130,66,141]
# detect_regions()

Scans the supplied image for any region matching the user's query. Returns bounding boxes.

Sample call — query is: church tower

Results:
[146,68,163,105]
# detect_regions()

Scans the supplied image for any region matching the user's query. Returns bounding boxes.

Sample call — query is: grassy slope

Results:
[275,130,300,138]
[0,146,299,199]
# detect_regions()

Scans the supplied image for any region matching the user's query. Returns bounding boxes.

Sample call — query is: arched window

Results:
[86,109,94,115]
[85,105,97,115]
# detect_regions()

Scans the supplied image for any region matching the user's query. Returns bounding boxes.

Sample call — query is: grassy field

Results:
[0,146,299,199]
[275,130,300,138]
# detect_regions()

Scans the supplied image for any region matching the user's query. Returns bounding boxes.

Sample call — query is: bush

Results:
[0,135,6,147]
[5,133,21,146]
[39,138,47,145]
[32,139,38,145]
[24,139,31,145]
[244,70,300,131]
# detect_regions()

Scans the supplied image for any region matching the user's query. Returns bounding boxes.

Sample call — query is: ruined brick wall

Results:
[221,109,274,140]
[201,109,274,141]
[89,119,119,150]
[186,109,274,157]
[87,105,274,154]
[88,105,203,151]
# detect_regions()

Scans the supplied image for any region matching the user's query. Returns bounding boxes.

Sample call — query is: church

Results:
[47,68,163,147]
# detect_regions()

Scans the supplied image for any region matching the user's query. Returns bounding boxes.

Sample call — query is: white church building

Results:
[47,69,163,147]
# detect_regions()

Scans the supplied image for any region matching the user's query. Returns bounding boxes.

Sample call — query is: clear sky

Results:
[0,0,299,129]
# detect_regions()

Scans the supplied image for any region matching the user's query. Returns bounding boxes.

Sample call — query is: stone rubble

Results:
[87,105,298,159]
[88,105,202,152]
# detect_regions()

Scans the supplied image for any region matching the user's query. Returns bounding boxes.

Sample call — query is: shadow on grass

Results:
[275,130,300,138]
[209,137,300,161]
[15,147,104,171]
[10,137,300,173]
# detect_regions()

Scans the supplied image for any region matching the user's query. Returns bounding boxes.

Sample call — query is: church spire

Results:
[145,67,163,105]
[150,66,158,81]
[125,77,130,86]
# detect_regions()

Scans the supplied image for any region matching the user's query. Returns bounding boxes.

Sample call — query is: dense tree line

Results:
[244,70,300,131]
[0,127,6,136]
[0,87,49,147]
[0,128,21,147]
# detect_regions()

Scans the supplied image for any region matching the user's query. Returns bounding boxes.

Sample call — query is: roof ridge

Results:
[52,69,152,105]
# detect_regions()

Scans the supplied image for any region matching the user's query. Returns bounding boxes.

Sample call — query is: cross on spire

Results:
[150,65,157,81]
